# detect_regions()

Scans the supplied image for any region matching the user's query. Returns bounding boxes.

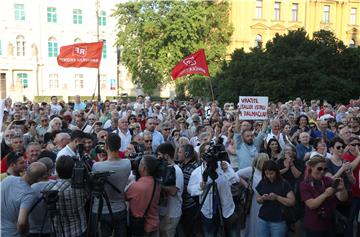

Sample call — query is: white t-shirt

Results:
[159,164,184,218]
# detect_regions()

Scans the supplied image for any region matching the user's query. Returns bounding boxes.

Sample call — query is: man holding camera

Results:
[90,133,131,237]
[156,143,184,237]
[187,142,240,237]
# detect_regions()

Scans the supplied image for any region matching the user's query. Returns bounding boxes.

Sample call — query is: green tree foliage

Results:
[213,29,360,104]
[113,0,232,94]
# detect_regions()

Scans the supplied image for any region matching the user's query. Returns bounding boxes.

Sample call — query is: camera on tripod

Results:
[89,171,115,194]
[72,144,94,189]
[202,138,228,182]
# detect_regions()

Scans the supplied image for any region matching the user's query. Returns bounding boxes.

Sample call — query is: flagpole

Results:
[96,0,101,102]
[208,77,215,102]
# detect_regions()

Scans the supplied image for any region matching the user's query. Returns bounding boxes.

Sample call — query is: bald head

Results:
[24,162,47,185]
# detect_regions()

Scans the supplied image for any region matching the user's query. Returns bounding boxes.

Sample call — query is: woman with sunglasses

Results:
[300,156,348,237]
[255,160,296,237]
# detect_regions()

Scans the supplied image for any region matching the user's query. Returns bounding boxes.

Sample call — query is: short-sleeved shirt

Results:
[255,179,292,222]
[300,176,337,231]
[1,176,36,237]
[343,152,360,197]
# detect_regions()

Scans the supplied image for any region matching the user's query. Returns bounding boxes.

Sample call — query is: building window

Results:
[350,8,357,25]
[75,74,84,89]
[292,3,298,21]
[350,39,356,48]
[99,11,106,26]
[100,74,107,89]
[323,5,330,23]
[14,4,25,21]
[274,2,281,21]
[49,74,59,89]
[47,7,57,23]
[255,0,262,19]
[73,9,82,24]
[74,38,82,43]
[48,37,58,57]
[17,73,28,88]
[16,35,25,56]
[255,34,263,48]
[102,40,107,59]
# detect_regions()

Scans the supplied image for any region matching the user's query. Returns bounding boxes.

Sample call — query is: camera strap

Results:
[28,197,44,214]
[105,180,123,194]
[143,180,156,218]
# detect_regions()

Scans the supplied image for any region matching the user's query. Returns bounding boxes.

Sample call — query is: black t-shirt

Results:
[256,179,292,222]
[277,159,305,189]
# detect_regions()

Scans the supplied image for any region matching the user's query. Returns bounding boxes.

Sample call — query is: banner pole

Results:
[208,77,215,102]
[96,0,101,102]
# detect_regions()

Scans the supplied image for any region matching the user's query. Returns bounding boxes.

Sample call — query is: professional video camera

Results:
[88,170,115,194]
[202,137,228,182]
[94,142,106,154]
[72,144,93,189]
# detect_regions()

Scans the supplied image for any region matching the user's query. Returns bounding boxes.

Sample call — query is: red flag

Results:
[57,42,103,68]
[171,49,210,80]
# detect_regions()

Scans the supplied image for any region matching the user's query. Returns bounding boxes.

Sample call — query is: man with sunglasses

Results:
[343,137,360,235]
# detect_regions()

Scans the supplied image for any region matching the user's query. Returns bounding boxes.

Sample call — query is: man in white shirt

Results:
[113,117,132,152]
[50,96,62,115]
[187,142,240,237]
[56,130,84,160]
[265,119,286,149]
[156,143,184,237]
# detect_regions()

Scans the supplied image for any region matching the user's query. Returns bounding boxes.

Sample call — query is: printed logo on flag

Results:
[74,46,87,57]
[183,56,197,66]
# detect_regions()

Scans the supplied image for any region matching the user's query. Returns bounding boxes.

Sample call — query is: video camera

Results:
[71,144,94,189]
[202,137,228,182]
[94,142,106,154]
[88,170,115,194]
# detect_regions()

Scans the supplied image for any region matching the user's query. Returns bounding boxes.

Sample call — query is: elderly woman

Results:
[300,156,348,237]
[43,117,62,144]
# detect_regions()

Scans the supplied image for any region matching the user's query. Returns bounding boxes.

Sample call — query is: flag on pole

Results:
[57,41,104,68]
[170,49,210,80]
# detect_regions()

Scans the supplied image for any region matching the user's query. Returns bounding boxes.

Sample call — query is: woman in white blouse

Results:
[236,153,270,237]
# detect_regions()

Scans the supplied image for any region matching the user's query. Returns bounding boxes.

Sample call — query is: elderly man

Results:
[1,128,15,159]
[24,142,42,167]
[1,133,24,173]
[36,115,49,143]
[56,130,84,160]
[265,119,286,149]
[1,162,47,236]
[339,126,353,145]
[74,95,86,112]
[296,132,312,161]
[143,118,164,152]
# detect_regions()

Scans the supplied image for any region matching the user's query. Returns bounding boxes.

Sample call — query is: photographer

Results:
[43,155,88,237]
[125,155,162,236]
[187,142,240,237]
[156,143,184,237]
[300,156,348,237]
[90,133,131,237]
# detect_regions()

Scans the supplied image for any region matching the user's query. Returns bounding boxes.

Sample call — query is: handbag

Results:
[129,180,156,236]
[237,168,255,229]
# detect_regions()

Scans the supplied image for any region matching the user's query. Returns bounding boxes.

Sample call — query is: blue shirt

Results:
[73,102,86,112]
[311,129,335,143]
[151,130,165,152]
[234,132,264,169]
[296,143,312,160]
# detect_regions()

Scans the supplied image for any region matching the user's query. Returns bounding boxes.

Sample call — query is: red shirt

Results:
[125,176,161,233]
[1,156,8,173]
[343,152,360,197]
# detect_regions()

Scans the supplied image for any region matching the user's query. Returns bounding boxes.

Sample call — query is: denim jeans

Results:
[201,213,240,237]
[90,209,127,237]
[257,218,287,237]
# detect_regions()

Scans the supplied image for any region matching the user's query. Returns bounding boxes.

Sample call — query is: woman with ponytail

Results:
[300,156,348,237]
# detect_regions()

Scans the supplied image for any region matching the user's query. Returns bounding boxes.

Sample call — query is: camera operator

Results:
[156,143,184,237]
[187,142,240,237]
[90,133,131,237]
[1,162,47,236]
[125,155,162,236]
[43,155,88,237]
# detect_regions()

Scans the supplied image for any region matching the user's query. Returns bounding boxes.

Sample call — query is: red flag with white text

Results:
[171,49,210,80]
[57,41,103,68]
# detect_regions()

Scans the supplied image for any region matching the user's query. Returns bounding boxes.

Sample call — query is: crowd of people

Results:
[1,95,360,237]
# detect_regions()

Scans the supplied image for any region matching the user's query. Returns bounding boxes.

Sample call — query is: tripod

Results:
[86,178,115,237]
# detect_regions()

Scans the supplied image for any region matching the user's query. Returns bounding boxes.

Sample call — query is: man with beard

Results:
[234,117,267,169]
[1,128,15,159]
[0,152,26,181]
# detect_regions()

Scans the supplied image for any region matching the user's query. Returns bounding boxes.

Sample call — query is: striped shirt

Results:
[43,179,87,237]
[180,160,200,209]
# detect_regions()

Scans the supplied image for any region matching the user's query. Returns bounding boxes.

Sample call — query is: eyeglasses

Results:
[350,143,360,147]
[316,167,328,172]
[145,140,152,143]
[164,128,170,131]
[335,145,345,150]
[100,135,107,139]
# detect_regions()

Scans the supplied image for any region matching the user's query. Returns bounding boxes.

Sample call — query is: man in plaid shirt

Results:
[44,155,88,237]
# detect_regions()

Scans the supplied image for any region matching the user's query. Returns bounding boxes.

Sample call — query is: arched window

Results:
[74,38,82,43]
[350,39,356,48]
[16,35,25,56]
[255,34,262,48]
[48,37,58,57]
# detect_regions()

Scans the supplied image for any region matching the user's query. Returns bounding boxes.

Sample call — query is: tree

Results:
[113,0,232,94]
[212,29,360,105]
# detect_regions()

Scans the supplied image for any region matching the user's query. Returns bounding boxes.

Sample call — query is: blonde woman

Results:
[236,153,269,237]
[44,117,62,144]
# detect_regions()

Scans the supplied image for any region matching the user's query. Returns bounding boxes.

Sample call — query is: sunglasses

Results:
[350,143,360,147]
[145,140,152,143]
[100,136,107,139]
[164,128,171,131]
[316,167,328,172]
[335,145,345,150]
